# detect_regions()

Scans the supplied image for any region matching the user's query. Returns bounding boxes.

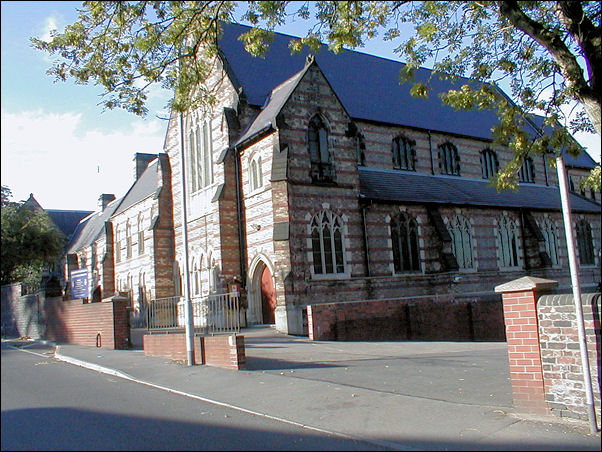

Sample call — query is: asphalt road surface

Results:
[1,342,384,451]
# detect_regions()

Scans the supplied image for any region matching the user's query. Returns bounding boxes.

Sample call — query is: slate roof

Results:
[218,23,598,166]
[359,167,601,213]
[112,157,160,216]
[66,198,122,254]
[46,209,94,239]
[234,60,312,147]
[218,23,530,141]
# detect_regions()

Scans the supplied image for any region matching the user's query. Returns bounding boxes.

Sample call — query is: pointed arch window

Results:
[519,157,535,183]
[249,155,263,192]
[392,135,416,171]
[390,212,420,272]
[126,221,132,259]
[540,218,560,266]
[311,210,345,275]
[308,115,333,182]
[446,215,474,269]
[480,148,499,179]
[137,213,145,255]
[576,220,595,265]
[439,142,460,176]
[114,226,121,264]
[496,215,521,268]
[188,119,213,192]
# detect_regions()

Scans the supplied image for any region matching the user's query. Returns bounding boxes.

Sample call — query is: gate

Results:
[146,292,240,335]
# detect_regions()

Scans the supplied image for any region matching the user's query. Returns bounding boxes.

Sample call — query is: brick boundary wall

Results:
[43,297,130,350]
[143,333,246,370]
[1,283,44,339]
[307,295,505,341]
[538,292,601,425]
[496,276,601,426]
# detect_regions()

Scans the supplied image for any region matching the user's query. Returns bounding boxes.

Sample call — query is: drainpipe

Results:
[234,147,248,288]
[361,202,371,277]
[428,130,435,175]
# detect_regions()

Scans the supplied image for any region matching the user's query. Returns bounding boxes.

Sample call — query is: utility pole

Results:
[179,111,195,366]
[556,155,598,434]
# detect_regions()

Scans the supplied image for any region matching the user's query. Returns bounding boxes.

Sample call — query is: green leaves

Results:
[32,1,599,187]
[1,193,66,286]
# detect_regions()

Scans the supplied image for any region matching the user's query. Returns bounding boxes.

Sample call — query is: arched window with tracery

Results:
[496,215,521,268]
[576,219,595,265]
[308,114,333,182]
[439,142,461,176]
[392,135,416,171]
[540,218,560,266]
[390,212,420,272]
[311,210,345,275]
[480,148,499,179]
[188,118,213,192]
[446,214,474,269]
[519,157,535,183]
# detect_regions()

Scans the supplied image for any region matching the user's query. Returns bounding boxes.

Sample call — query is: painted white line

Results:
[53,347,415,451]
[7,344,51,359]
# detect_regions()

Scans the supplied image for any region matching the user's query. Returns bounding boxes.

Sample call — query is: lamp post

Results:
[556,155,598,434]
[179,110,195,366]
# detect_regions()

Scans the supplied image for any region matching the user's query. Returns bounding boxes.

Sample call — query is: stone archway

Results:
[248,257,277,325]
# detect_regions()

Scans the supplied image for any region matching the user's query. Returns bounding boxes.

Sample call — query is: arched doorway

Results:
[260,266,277,324]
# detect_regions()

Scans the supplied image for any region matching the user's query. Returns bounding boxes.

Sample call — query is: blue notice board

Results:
[70,269,89,299]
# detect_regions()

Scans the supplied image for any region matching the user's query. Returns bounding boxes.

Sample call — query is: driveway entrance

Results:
[241,326,513,408]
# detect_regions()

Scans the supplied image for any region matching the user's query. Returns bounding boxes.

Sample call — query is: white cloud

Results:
[40,16,59,42]
[1,108,166,211]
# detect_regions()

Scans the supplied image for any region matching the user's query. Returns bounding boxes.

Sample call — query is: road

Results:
[1,342,384,451]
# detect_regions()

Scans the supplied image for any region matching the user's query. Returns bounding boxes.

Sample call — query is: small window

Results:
[355,134,366,166]
[519,157,535,183]
[576,220,595,265]
[496,215,521,268]
[308,115,333,182]
[115,227,121,264]
[249,156,263,192]
[439,142,460,176]
[311,210,345,275]
[392,135,416,171]
[137,214,145,255]
[390,212,420,272]
[480,148,499,179]
[126,221,132,259]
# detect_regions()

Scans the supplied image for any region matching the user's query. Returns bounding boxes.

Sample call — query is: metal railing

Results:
[146,292,240,334]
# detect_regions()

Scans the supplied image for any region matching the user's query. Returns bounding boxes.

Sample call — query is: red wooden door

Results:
[260,266,276,324]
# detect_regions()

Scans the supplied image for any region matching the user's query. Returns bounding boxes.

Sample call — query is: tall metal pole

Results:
[556,155,598,433]
[179,111,195,366]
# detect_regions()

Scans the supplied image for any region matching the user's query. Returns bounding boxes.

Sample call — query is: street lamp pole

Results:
[179,110,195,366]
[556,155,598,434]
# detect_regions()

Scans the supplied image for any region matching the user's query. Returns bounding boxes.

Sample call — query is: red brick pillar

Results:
[495,276,558,416]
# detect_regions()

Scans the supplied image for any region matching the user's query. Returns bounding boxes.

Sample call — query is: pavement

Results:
[4,326,600,450]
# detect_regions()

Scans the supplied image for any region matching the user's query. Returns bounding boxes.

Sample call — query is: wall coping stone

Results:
[494,276,559,293]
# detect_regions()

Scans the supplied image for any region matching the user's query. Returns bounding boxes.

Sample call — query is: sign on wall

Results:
[70,269,89,299]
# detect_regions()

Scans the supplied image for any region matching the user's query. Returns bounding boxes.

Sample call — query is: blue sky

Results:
[2,1,600,211]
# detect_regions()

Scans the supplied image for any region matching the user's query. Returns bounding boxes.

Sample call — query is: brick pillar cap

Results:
[494,276,558,293]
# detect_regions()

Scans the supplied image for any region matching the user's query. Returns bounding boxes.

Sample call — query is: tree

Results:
[32,1,600,189]
[0,189,66,287]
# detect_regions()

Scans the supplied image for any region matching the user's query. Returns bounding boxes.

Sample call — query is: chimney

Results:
[134,153,157,180]
[98,193,115,211]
